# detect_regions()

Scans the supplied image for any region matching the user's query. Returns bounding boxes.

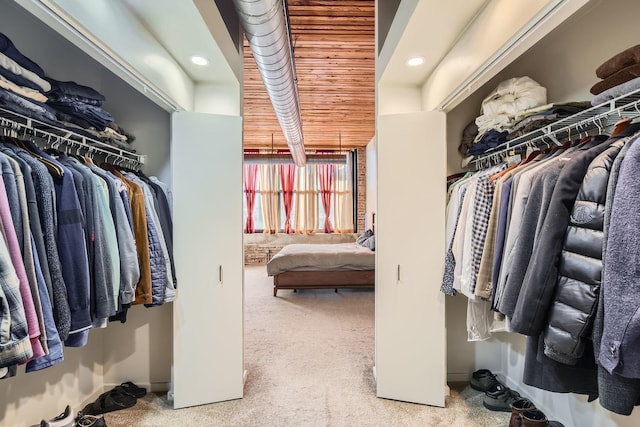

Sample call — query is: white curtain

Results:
[294,164,318,234]
[333,163,354,233]
[259,164,280,233]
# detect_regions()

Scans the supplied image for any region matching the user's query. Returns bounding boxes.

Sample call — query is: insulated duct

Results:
[233,0,306,166]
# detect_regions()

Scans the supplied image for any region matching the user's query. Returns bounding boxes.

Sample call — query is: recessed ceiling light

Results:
[407,57,425,67]
[190,55,209,66]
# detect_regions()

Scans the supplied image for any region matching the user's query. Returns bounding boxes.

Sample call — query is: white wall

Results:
[377,85,421,114]
[0,3,173,424]
[444,0,640,424]
[195,83,242,116]
[365,137,377,230]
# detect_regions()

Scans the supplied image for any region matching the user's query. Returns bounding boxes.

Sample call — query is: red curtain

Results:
[243,164,258,233]
[318,164,334,233]
[279,164,296,233]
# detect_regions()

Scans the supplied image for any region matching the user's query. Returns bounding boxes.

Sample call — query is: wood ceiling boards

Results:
[242,0,375,151]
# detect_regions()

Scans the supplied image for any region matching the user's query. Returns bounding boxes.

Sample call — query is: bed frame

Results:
[273,270,375,296]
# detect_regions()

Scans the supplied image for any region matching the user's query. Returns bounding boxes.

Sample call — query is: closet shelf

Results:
[0,107,145,169]
[472,87,640,169]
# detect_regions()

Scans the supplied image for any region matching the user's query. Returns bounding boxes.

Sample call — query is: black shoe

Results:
[470,369,502,392]
[75,414,107,427]
[483,383,522,412]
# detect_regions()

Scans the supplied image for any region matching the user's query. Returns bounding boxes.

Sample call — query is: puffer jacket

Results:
[542,138,626,365]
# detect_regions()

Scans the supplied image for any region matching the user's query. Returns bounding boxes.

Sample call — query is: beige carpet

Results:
[103,266,510,426]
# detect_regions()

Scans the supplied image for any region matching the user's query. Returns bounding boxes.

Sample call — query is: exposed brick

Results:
[243,233,358,265]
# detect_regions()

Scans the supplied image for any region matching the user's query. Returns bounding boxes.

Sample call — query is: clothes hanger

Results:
[611,118,632,137]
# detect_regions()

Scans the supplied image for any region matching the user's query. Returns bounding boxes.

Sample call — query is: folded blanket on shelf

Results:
[591,63,640,95]
[596,44,640,79]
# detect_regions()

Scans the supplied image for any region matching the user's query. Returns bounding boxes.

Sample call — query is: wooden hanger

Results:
[611,118,632,137]
[9,137,64,178]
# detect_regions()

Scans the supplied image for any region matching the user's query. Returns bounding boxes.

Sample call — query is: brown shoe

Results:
[520,409,564,427]
[509,398,535,427]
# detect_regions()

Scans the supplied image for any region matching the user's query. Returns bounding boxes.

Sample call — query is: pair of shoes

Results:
[39,405,74,427]
[510,398,536,427]
[510,398,564,426]
[79,388,137,416]
[75,414,107,427]
[483,383,522,412]
[470,369,501,392]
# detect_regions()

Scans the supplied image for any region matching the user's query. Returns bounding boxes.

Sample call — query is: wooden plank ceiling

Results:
[243,0,375,151]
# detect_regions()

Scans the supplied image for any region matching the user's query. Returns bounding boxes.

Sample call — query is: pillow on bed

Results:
[361,235,375,251]
[356,229,374,245]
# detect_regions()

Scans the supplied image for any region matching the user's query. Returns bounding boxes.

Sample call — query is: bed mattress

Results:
[266,243,375,276]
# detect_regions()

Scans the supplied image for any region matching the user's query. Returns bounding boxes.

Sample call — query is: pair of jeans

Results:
[47,79,105,102]
[49,102,113,130]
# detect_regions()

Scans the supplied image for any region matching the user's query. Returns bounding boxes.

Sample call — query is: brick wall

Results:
[356,147,366,233]
[244,233,358,265]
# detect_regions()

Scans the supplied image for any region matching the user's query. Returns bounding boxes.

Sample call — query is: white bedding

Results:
[266,243,375,276]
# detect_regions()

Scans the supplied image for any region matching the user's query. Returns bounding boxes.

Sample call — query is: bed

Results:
[266,242,375,296]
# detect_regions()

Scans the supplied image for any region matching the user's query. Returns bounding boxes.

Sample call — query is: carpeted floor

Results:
[103,265,510,426]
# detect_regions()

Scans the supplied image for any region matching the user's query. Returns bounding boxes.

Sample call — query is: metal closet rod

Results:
[0,107,144,168]
[472,87,640,169]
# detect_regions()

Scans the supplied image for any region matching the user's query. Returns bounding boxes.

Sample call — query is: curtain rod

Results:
[244,153,347,165]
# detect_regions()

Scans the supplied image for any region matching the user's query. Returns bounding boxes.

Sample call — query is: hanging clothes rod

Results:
[0,106,145,169]
[472,87,640,169]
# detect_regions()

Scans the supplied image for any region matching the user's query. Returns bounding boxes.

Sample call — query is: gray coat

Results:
[594,136,640,415]
[600,131,640,379]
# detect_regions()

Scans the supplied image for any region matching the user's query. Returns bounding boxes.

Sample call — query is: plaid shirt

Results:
[0,240,33,367]
[469,165,505,294]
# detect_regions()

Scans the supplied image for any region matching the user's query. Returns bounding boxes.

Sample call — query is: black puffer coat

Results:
[542,139,626,365]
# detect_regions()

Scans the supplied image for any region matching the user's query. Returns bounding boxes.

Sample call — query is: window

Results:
[243,155,355,234]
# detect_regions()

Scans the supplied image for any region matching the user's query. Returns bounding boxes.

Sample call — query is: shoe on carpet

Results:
[75,414,107,427]
[470,368,502,392]
[117,381,146,398]
[483,382,522,412]
[519,408,564,426]
[39,405,74,427]
[510,398,536,427]
[79,388,137,416]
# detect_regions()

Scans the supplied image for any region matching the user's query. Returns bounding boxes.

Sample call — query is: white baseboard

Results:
[447,372,471,382]
[103,381,170,393]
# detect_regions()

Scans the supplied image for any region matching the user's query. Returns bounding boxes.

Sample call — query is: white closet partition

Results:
[172,112,244,408]
[375,112,447,406]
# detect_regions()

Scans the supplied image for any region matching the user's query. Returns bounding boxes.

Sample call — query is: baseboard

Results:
[103,381,170,393]
[447,372,471,382]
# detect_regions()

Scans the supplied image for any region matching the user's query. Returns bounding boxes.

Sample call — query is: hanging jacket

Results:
[510,125,640,335]
[542,138,626,365]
